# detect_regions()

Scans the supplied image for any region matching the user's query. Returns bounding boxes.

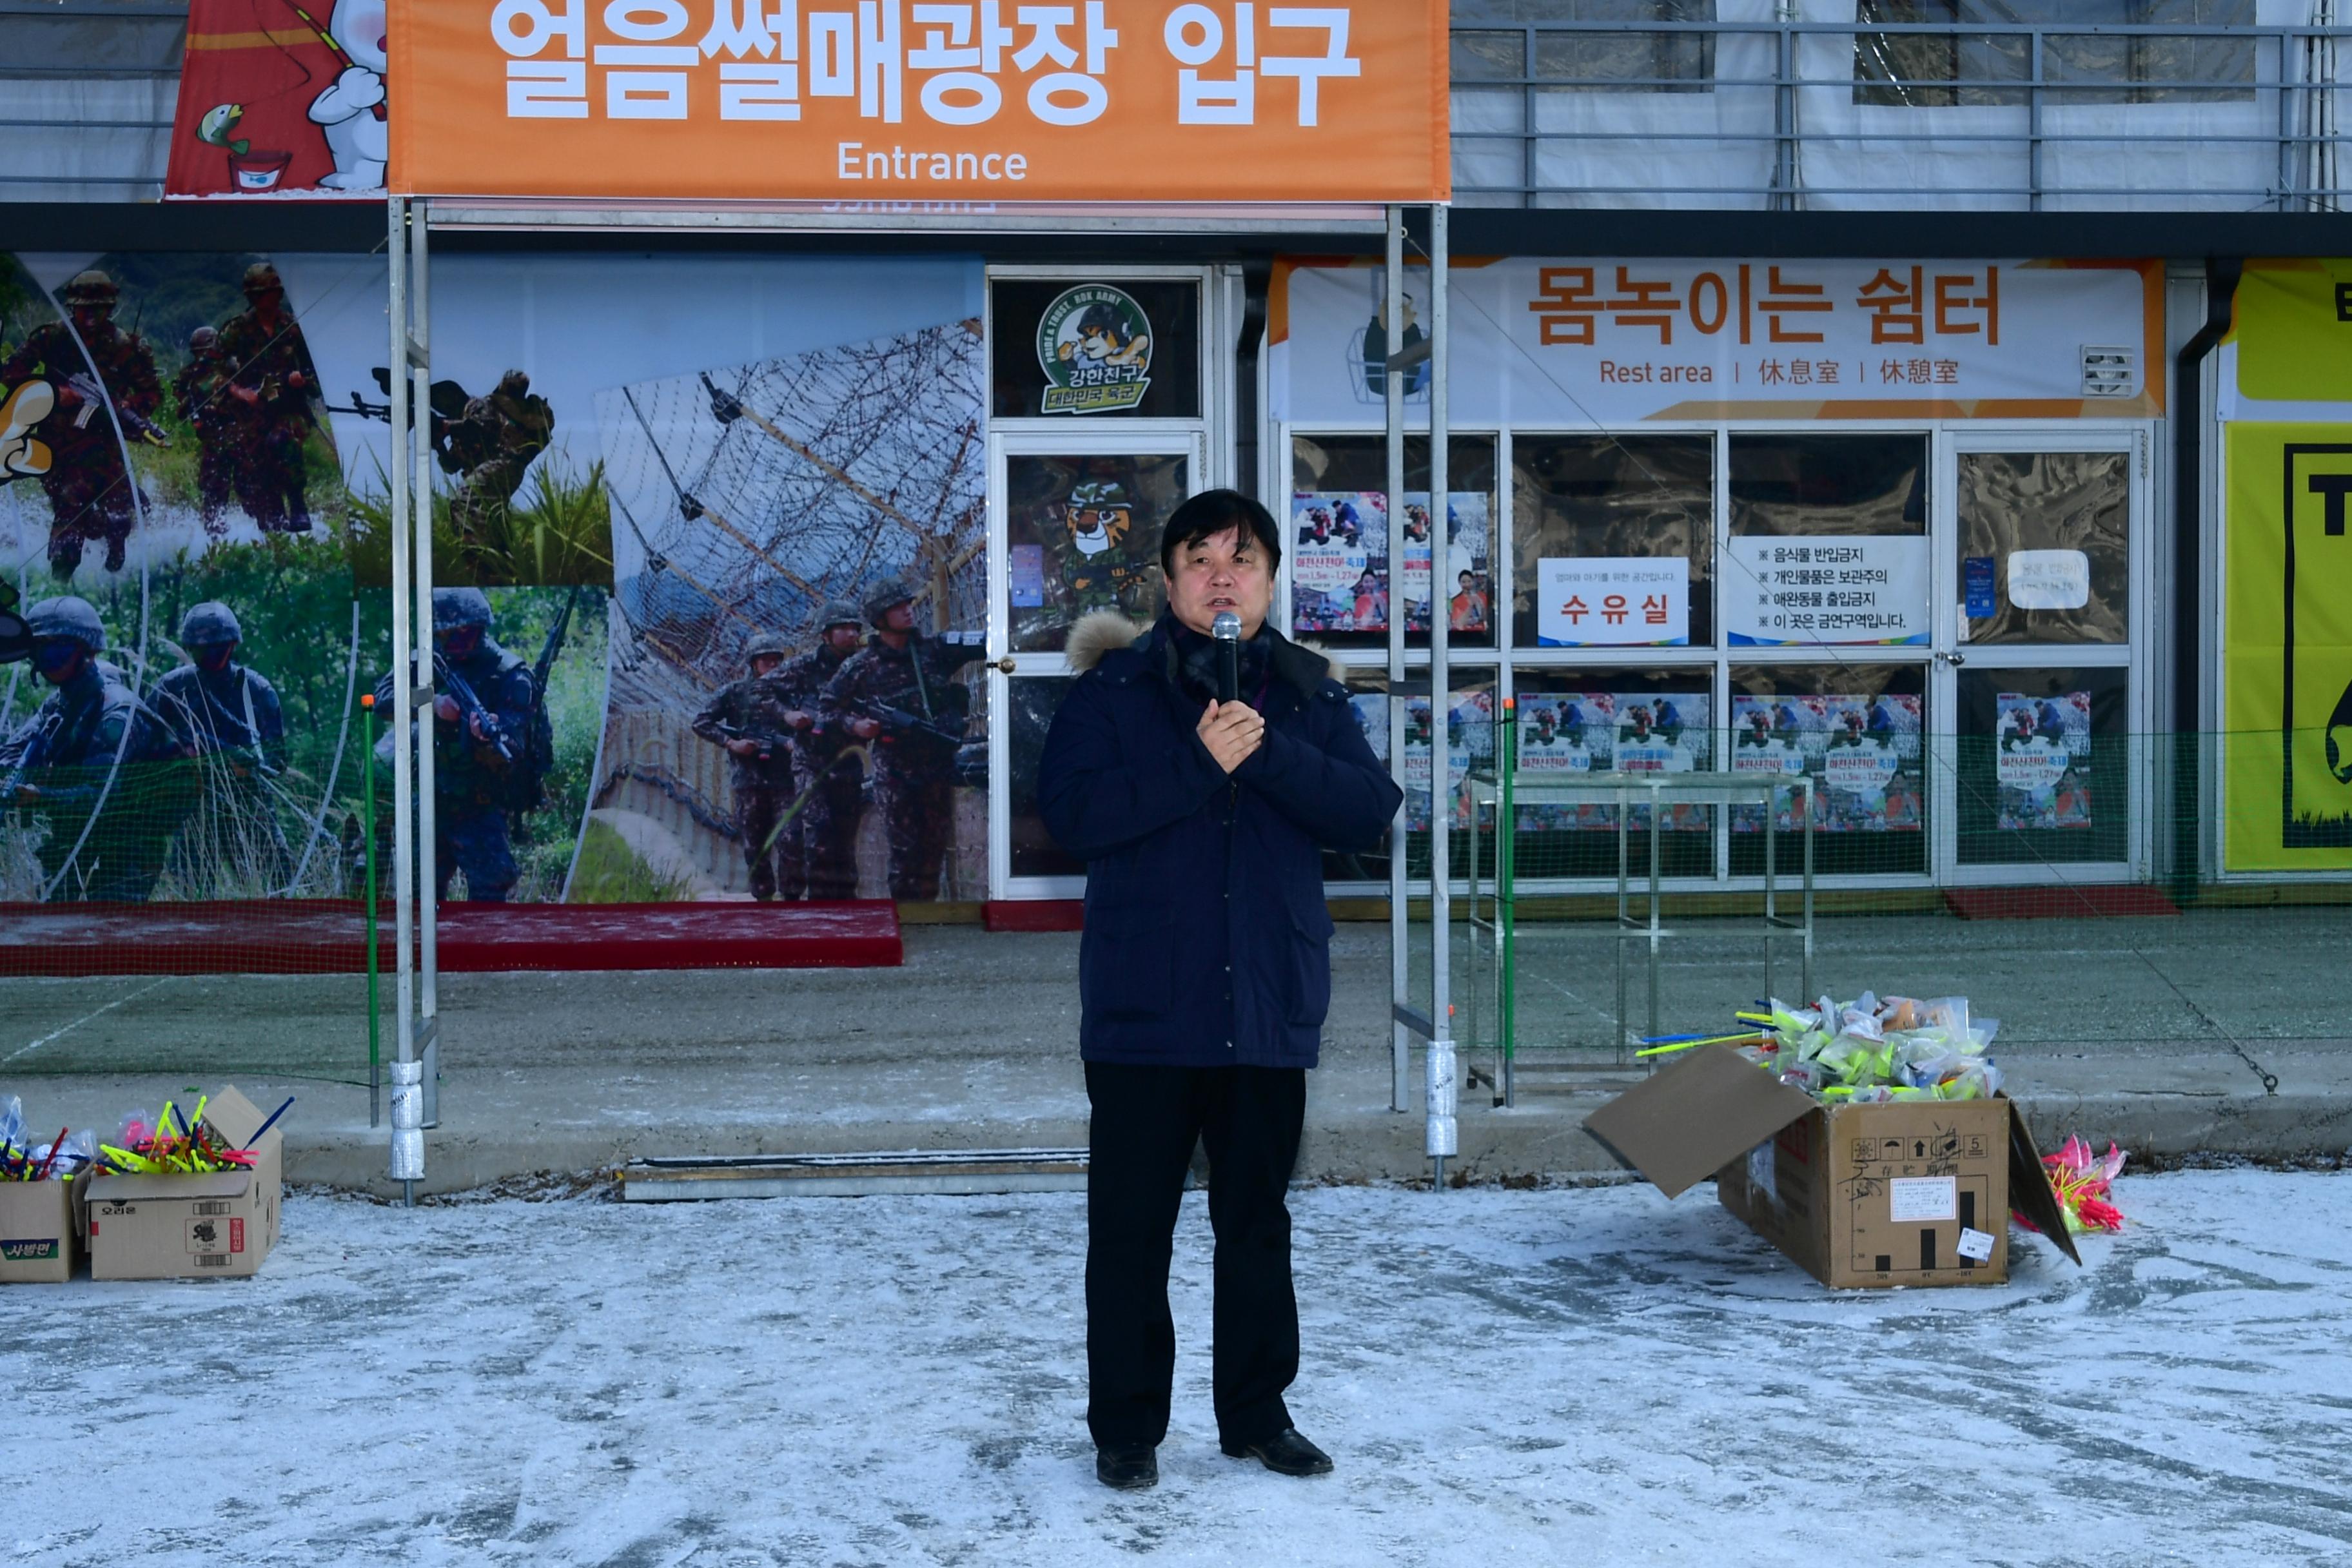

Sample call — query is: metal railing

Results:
[6,13,2347,210]
[1452,19,2349,211]
[0,0,184,199]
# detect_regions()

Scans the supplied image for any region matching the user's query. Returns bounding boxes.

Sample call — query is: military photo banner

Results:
[387,0,1449,203]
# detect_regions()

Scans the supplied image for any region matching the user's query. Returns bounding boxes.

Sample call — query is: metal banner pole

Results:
[1384,204,1409,1116]
[385,195,424,1204]
[1424,202,1455,1188]
[409,206,441,1133]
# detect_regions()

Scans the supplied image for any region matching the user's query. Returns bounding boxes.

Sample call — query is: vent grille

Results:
[2081,346,2137,397]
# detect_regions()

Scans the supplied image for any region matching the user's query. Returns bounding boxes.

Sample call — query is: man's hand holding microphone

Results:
[1197,609,1262,774]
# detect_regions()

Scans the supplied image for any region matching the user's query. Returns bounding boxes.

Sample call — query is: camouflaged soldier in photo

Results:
[773,600,868,901]
[434,369,554,549]
[0,595,186,900]
[172,326,242,536]
[0,270,162,578]
[691,631,805,901]
[820,580,978,901]
[213,262,321,533]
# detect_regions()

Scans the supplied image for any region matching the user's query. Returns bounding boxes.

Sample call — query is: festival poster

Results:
[1400,689,1491,834]
[1730,692,1923,833]
[1512,692,1611,832]
[1289,489,1489,638]
[1995,691,2092,830]
[1400,492,1493,635]
[1291,491,1385,634]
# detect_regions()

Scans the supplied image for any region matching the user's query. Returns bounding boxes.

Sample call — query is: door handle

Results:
[994,656,1017,674]
[1935,650,1966,667]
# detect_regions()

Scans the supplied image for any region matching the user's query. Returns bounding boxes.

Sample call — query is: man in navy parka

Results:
[1039,489,1402,1492]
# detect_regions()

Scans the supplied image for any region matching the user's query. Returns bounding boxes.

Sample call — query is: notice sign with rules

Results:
[389,1,1451,202]
[1725,536,1930,647]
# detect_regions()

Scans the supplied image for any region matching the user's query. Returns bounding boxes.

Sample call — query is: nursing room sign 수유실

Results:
[389,1,1451,202]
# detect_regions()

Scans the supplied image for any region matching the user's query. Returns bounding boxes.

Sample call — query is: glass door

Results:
[987,429,1206,898]
[1934,431,2145,883]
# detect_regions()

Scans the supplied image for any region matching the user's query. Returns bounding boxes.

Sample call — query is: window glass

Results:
[1729,663,1927,876]
[1509,667,1715,879]
[1398,669,1497,879]
[1854,2,2254,108]
[1322,667,1396,884]
[1004,453,1182,652]
[1006,676,1082,879]
[1514,433,1712,648]
[1956,665,2129,865]
[1453,1,1718,95]
[1728,433,1930,649]
[991,280,1199,420]
[1289,434,1498,649]
[1957,451,2128,644]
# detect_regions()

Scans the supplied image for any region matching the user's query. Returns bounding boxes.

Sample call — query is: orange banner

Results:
[389,1,1448,203]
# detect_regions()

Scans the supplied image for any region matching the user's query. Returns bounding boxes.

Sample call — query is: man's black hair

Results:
[1159,489,1282,576]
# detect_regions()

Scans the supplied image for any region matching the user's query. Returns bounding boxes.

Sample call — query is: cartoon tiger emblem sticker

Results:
[1037,285,1153,415]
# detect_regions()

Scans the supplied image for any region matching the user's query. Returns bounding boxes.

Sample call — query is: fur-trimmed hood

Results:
[1063,611,1342,689]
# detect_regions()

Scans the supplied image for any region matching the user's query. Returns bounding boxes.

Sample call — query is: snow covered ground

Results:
[8,1170,2349,1567]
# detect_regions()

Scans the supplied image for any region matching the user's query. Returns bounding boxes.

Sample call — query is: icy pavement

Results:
[8,1170,2349,1567]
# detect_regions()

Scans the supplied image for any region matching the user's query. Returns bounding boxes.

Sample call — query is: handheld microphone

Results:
[1211,611,1240,705]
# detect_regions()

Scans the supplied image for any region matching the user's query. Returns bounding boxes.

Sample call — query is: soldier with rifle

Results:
[774,600,867,901]
[821,580,979,901]
[691,631,805,901]
[0,270,164,579]
[374,587,538,903]
[172,326,241,536]
[0,596,183,901]
[214,262,321,533]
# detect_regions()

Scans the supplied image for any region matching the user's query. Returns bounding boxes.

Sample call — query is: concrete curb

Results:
[277,1086,2352,1198]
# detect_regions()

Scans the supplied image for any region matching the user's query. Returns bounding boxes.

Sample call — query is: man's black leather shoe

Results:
[1095,1444,1159,1490]
[1220,1427,1334,1476]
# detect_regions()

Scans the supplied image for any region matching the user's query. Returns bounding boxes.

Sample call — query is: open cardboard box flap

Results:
[1587,1046,2086,1269]
[1583,1044,1818,1199]
[2006,1097,2082,1266]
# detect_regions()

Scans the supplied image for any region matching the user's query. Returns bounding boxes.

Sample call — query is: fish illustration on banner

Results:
[166,0,388,197]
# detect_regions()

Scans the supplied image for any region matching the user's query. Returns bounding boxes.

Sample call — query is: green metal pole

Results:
[364,692,381,1129]
[1498,699,1518,1108]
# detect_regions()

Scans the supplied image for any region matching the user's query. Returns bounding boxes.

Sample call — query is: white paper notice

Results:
[1535,557,1690,646]
[1887,1175,1958,1224]
[1726,535,1930,646]
[2007,549,2092,610]
[1955,1227,1997,1262]
[1747,1140,1779,1206]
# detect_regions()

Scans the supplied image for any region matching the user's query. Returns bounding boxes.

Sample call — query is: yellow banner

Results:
[2234,260,2352,404]
[2225,422,2352,870]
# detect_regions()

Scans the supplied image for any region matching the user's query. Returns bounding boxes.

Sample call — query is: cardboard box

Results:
[1585,1045,2078,1289]
[0,1177,81,1284]
[86,1086,283,1281]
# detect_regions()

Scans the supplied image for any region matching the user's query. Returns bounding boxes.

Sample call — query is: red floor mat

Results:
[0,900,902,975]
[1941,885,2180,921]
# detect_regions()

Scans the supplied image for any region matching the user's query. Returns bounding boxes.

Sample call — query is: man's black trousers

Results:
[1084,1061,1306,1453]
